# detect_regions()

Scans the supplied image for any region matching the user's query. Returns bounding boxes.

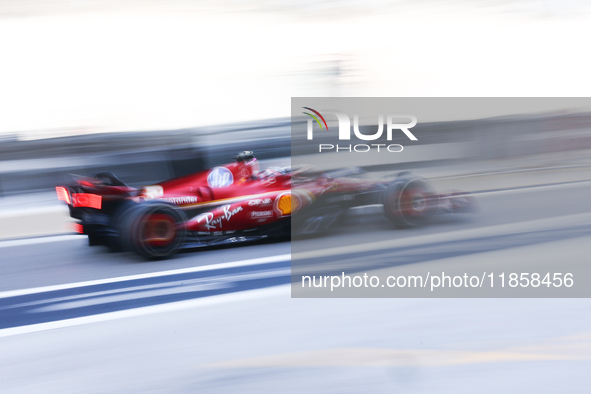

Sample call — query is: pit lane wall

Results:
[0,120,291,196]
[2,111,591,196]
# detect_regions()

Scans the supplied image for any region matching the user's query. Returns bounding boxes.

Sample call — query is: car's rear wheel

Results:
[383,177,438,228]
[121,203,187,259]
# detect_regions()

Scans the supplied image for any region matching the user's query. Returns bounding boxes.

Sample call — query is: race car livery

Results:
[57,151,474,259]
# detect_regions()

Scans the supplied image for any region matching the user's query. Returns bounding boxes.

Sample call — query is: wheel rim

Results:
[142,213,176,247]
[399,187,429,217]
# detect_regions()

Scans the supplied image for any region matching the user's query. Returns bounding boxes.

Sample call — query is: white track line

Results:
[0,234,83,249]
[472,179,591,197]
[0,284,290,339]
[434,164,591,180]
[0,254,291,299]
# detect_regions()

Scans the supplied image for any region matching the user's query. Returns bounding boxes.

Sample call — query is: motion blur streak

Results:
[0,285,289,339]
[71,193,101,209]
[0,234,82,249]
[202,347,578,368]
[0,254,291,299]
[72,223,83,234]
[55,186,70,204]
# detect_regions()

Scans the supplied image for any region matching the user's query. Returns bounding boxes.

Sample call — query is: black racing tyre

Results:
[120,203,187,260]
[383,177,439,228]
[107,200,139,253]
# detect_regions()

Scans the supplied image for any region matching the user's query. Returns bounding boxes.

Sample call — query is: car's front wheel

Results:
[383,177,439,228]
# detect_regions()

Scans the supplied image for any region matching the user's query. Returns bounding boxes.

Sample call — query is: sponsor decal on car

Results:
[207,167,234,188]
[248,197,273,206]
[195,204,243,230]
[164,196,199,205]
[251,210,273,218]
[274,191,301,217]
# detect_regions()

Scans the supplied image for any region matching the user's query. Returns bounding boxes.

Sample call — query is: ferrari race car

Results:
[56,151,473,259]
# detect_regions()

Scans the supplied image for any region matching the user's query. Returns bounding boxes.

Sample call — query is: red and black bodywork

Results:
[57,151,474,259]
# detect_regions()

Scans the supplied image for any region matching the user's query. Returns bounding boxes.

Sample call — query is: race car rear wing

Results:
[56,173,138,209]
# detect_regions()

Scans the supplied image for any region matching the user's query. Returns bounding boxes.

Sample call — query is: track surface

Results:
[1,181,590,393]
[1,181,590,290]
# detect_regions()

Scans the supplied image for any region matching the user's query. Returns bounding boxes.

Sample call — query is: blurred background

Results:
[2,0,591,194]
[1,1,591,393]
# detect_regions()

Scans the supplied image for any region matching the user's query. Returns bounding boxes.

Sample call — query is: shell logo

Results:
[275,192,301,217]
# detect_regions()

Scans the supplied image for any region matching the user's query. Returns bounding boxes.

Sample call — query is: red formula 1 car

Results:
[56,151,473,259]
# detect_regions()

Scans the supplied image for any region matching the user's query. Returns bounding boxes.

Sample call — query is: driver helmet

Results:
[233,151,259,179]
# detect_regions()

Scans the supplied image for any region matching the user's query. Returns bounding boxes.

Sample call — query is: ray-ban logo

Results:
[303,107,418,153]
